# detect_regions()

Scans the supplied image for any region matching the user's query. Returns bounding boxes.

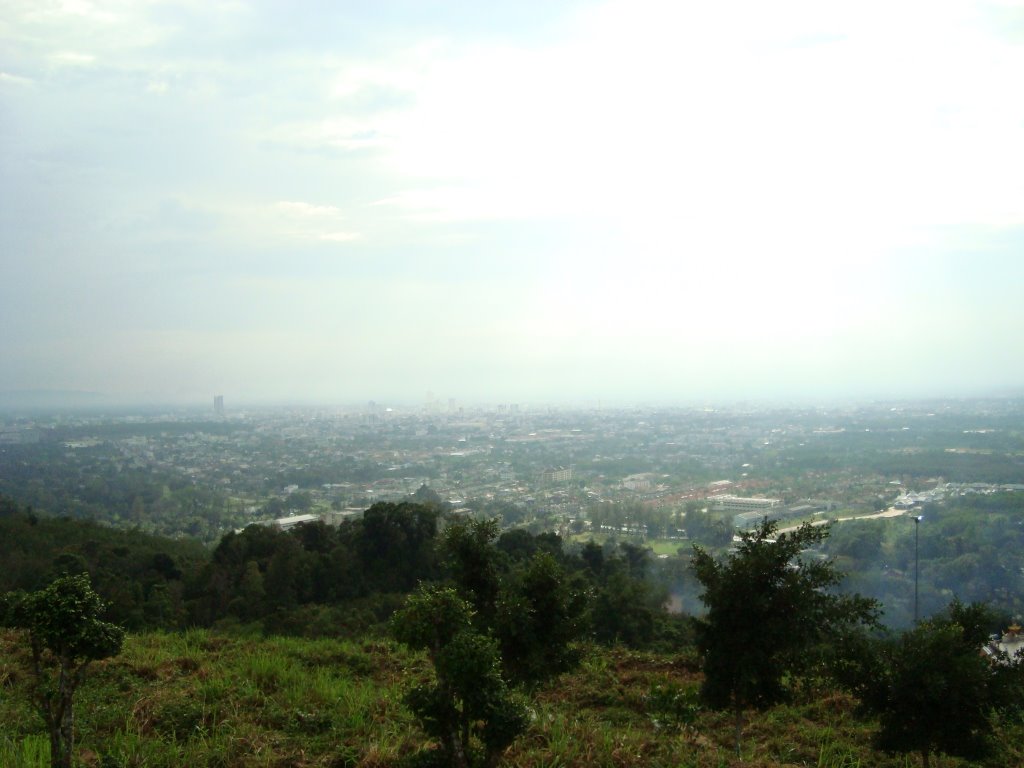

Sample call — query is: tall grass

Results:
[2,629,1020,768]
[0,734,49,768]
[817,740,862,768]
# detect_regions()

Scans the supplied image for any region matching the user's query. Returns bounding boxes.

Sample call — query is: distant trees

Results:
[190,501,442,631]
[0,496,201,631]
[2,574,124,768]
[821,521,883,563]
[190,503,632,643]
[691,519,878,755]
[819,495,1024,628]
[359,501,440,593]
[412,483,445,508]
[683,505,733,548]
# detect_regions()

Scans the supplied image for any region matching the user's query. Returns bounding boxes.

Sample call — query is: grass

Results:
[1,631,1019,767]
[0,734,49,768]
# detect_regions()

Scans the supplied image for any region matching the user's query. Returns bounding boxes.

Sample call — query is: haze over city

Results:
[3,0,1023,407]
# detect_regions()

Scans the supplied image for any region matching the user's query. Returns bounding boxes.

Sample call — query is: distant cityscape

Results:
[3,396,1023,544]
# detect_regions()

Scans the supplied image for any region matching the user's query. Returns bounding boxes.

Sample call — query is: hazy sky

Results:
[3,0,1023,406]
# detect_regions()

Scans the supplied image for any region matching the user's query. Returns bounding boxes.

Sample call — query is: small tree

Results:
[691,519,877,755]
[2,574,125,768]
[865,600,1018,768]
[392,585,528,768]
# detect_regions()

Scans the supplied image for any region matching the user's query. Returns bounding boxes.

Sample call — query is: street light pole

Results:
[912,515,923,623]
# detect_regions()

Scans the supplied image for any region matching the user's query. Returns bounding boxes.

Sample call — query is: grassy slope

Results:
[1,630,1021,768]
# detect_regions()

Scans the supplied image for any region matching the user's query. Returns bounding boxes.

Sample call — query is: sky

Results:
[2,0,1024,407]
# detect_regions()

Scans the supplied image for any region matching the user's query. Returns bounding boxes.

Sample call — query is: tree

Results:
[440,517,503,629]
[392,585,528,768]
[823,521,883,563]
[413,483,445,508]
[230,561,265,621]
[359,502,439,592]
[2,574,125,768]
[864,600,1019,768]
[684,506,733,548]
[495,552,587,684]
[691,519,877,755]
[590,561,658,647]
[442,521,587,685]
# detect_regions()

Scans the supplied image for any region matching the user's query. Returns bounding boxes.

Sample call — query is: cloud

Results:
[2,0,1023,403]
[274,201,344,218]
[265,116,392,153]
[319,232,361,242]
[265,201,362,243]
[318,0,1024,251]
[0,72,34,86]
[51,50,96,66]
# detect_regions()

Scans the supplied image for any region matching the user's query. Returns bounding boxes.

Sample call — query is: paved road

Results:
[776,506,910,535]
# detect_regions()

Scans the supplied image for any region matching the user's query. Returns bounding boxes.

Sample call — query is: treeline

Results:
[0,495,207,630]
[0,496,682,649]
[191,502,685,647]
[869,449,1024,484]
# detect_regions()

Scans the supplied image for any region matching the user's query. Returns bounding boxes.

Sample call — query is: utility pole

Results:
[912,514,923,623]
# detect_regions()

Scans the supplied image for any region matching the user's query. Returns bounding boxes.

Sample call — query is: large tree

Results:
[495,551,588,685]
[865,600,1022,768]
[2,574,125,768]
[359,501,439,592]
[441,518,587,685]
[440,516,503,630]
[691,519,877,755]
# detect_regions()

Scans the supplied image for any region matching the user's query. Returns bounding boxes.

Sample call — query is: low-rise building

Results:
[710,494,782,514]
[984,624,1024,664]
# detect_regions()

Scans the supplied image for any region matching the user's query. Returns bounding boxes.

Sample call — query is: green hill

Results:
[3,629,1021,768]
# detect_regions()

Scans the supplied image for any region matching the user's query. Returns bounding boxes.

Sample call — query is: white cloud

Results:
[51,50,96,65]
[274,201,344,218]
[265,116,393,152]
[3,0,1023,402]
[0,72,34,86]
[340,0,1024,246]
[27,0,122,24]
[318,232,361,242]
[262,201,362,243]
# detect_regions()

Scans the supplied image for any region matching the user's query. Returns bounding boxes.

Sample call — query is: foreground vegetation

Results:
[4,628,1022,768]
[3,494,1024,767]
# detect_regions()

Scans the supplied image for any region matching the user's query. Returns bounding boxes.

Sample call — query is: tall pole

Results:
[913,515,921,624]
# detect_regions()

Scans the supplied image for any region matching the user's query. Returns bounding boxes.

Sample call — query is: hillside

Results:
[2,630,1021,768]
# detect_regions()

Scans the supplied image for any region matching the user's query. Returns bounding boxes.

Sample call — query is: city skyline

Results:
[3,1,1023,406]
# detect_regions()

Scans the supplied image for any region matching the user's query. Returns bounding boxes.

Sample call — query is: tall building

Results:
[214,395,224,415]
[541,466,574,484]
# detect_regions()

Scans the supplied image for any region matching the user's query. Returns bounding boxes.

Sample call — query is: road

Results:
[775,506,910,535]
